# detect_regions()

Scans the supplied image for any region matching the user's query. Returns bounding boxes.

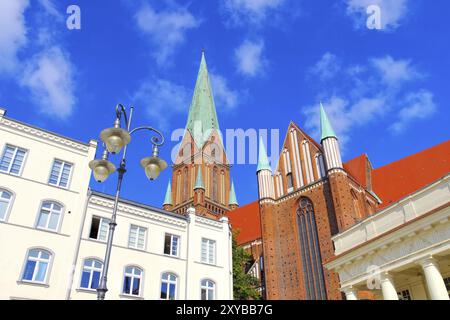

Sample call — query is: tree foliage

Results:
[232,231,261,300]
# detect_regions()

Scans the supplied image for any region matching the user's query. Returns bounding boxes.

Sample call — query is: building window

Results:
[201,279,215,300]
[201,238,216,265]
[397,289,412,300]
[161,272,177,300]
[212,167,218,202]
[36,201,63,232]
[128,225,146,250]
[0,144,27,175]
[297,197,327,300]
[80,259,103,290]
[123,266,142,296]
[21,249,52,283]
[183,168,188,202]
[286,173,294,192]
[444,277,450,297]
[89,216,110,241]
[315,154,326,179]
[48,160,72,188]
[0,189,13,221]
[164,233,179,256]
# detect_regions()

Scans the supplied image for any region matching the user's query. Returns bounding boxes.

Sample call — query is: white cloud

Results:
[21,47,76,119]
[371,55,421,86]
[346,0,409,30]
[302,53,436,150]
[390,90,436,134]
[308,52,340,81]
[210,73,239,110]
[234,39,267,77]
[0,0,29,73]
[223,0,286,25]
[135,3,200,65]
[38,0,63,20]
[133,78,191,130]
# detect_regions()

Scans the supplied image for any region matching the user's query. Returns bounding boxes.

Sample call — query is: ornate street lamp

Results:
[88,104,167,300]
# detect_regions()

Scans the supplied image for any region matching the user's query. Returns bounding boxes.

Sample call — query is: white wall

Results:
[0,108,97,300]
[69,194,233,300]
[0,108,233,300]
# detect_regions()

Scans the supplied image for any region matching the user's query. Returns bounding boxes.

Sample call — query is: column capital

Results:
[380,271,394,282]
[341,286,358,300]
[417,255,439,269]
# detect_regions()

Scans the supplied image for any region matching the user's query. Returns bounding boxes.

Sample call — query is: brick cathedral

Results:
[163,52,450,300]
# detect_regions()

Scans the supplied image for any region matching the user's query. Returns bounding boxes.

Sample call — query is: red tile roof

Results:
[228,139,450,245]
[371,140,450,209]
[227,201,261,245]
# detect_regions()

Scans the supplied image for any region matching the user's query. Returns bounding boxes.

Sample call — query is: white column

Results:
[380,273,399,300]
[342,286,358,300]
[420,257,449,300]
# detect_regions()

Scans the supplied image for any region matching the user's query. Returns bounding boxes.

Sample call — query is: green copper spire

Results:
[185,51,221,148]
[229,181,238,206]
[194,167,205,190]
[320,102,337,141]
[257,136,271,172]
[163,181,173,205]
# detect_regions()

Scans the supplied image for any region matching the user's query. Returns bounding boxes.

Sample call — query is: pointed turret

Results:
[194,167,205,190]
[185,51,221,149]
[163,181,173,210]
[320,102,337,142]
[229,181,239,210]
[257,136,271,173]
[257,136,275,200]
[193,166,206,208]
[320,103,343,171]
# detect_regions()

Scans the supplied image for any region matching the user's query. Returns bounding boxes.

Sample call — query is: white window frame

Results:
[89,216,110,242]
[20,248,53,284]
[122,266,143,297]
[48,159,73,188]
[79,258,103,291]
[200,279,216,300]
[35,201,64,232]
[0,188,14,222]
[160,272,178,300]
[164,233,180,257]
[128,225,147,250]
[0,144,27,176]
[201,238,216,265]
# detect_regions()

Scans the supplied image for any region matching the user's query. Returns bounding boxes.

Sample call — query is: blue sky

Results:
[1,0,449,207]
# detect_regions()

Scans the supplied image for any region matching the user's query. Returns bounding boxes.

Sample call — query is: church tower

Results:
[320,103,357,231]
[164,52,235,219]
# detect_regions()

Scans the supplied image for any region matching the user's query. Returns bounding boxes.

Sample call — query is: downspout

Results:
[65,188,92,300]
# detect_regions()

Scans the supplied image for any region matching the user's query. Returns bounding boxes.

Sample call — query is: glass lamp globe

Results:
[100,127,131,154]
[89,159,116,183]
[140,156,168,181]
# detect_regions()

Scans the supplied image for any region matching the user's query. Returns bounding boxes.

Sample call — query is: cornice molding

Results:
[1,117,96,153]
[89,196,187,228]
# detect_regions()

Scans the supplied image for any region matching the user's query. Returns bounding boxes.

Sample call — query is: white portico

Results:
[326,174,450,300]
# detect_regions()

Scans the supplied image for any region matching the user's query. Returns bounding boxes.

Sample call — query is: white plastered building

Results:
[0,107,233,300]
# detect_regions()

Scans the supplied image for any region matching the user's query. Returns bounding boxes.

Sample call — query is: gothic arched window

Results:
[212,167,218,202]
[297,197,327,300]
[183,168,189,202]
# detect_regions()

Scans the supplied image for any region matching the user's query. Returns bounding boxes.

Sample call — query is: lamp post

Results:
[89,104,167,300]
